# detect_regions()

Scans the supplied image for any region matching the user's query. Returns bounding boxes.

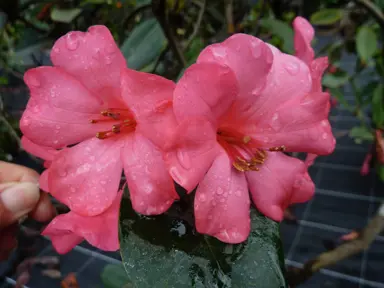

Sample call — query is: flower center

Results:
[217,127,285,172]
[90,108,137,139]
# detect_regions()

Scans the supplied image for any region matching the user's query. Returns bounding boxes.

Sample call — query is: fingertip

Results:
[30,192,56,222]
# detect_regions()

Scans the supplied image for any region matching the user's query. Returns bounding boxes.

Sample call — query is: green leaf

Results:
[349,126,374,143]
[378,165,384,182]
[310,9,343,26]
[372,84,384,128]
[322,71,349,88]
[121,19,166,71]
[361,81,379,105]
[101,264,132,288]
[259,18,294,53]
[50,8,82,23]
[328,87,349,108]
[356,26,378,63]
[119,195,286,288]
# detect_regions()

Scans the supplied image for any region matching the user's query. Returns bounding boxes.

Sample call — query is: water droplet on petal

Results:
[284,61,300,75]
[235,190,242,197]
[58,168,67,177]
[53,140,59,145]
[70,186,76,193]
[53,47,60,54]
[198,193,206,202]
[22,116,31,126]
[322,132,328,140]
[212,46,227,58]
[66,32,80,51]
[100,180,107,185]
[216,187,224,195]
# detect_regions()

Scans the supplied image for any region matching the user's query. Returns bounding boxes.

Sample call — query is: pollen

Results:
[91,108,137,139]
[217,128,285,172]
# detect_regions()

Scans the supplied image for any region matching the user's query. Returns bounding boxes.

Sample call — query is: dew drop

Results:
[58,168,67,177]
[199,193,206,202]
[284,61,300,75]
[53,140,59,145]
[235,190,242,197]
[100,180,107,185]
[216,187,224,195]
[322,132,328,140]
[22,117,31,126]
[212,47,227,58]
[53,47,60,54]
[70,186,76,193]
[105,56,113,65]
[66,33,80,51]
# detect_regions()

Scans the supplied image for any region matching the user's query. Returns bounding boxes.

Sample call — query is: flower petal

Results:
[197,34,273,103]
[165,118,220,192]
[42,191,123,253]
[21,136,58,161]
[293,16,315,65]
[47,137,123,216]
[123,133,178,215]
[173,62,238,124]
[245,91,336,155]
[194,152,250,243]
[120,68,177,149]
[39,169,50,192]
[21,67,114,148]
[246,152,315,221]
[51,25,126,106]
[310,57,329,92]
[238,51,312,125]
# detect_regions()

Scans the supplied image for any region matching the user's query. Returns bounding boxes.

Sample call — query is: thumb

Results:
[0,182,40,229]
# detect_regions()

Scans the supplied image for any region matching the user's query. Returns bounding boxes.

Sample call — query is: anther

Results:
[96,131,110,139]
[243,135,251,144]
[269,145,286,152]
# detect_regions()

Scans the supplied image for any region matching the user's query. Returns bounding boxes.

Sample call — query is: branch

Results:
[354,0,384,29]
[0,113,21,149]
[225,0,234,34]
[184,0,206,50]
[152,0,187,68]
[287,203,384,286]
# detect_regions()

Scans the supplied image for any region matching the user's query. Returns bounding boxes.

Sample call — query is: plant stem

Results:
[354,0,384,30]
[152,0,187,68]
[184,0,206,50]
[287,202,384,286]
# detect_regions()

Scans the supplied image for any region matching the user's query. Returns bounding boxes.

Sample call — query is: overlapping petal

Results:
[246,152,315,221]
[51,25,126,107]
[47,138,123,216]
[173,62,238,125]
[164,118,220,192]
[195,152,250,243]
[42,191,122,253]
[123,133,178,215]
[20,67,115,148]
[120,68,177,148]
[293,16,315,65]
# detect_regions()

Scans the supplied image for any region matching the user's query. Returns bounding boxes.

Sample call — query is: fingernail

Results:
[0,183,40,216]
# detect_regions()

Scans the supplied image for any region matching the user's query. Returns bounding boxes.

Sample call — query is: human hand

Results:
[0,161,56,260]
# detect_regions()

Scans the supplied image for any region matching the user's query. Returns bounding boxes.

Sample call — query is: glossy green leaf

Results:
[322,71,349,88]
[349,126,374,143]
[101,264,133,288]
[328,87,350,108]
[372,84,384,128]
[259,18,294,53]
[121,18,166,71]
[378,165,384,182]
[356,26,378,63]
[119,195,286,288]
[310,9,343,26]
[50,8,82,23]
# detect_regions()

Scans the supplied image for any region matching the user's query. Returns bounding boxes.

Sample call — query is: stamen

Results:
[269,145,286,152]
[243,135,251,144]
[96,131,112,139]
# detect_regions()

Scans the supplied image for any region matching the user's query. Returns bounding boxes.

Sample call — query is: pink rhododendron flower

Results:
[166,33,335,243]
[360,150,372,176]
[20,26,179,251]
[42,191,123,254]
[294,16,334,169]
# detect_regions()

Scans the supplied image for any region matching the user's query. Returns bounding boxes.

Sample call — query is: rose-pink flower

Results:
[165,33,335,243]
[20,26,179,251]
